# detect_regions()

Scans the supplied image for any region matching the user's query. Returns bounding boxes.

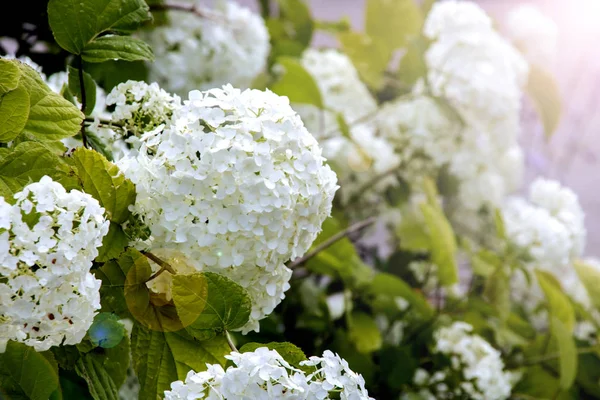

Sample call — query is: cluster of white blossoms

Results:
[0,176,109,352]
[505,4,558,66]
[105,80,182,147]
[295,49,399,210]
[164,347,373,399]
[407,322,516,400]
[421,0,528,212]
[117,84,338,332]
[503,178,586,328]
[143,0,269,97]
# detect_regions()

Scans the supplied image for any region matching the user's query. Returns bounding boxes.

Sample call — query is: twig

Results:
[225,330,238,352]
[143,252,177,275]
[344,165,400,207]
[288,216,377,269]
[145,265,169,283]
[149,2,225,23]
[84,117,125,129]
[78,56,88,148]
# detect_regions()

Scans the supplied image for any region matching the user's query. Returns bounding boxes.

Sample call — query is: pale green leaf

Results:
[48,0,151,54]
[72,147,136,223]
[574,260,600,310]
[420,202,458,286]
[526,65,562,138]
[82,35,154,63]
[0,341,60,400]
[366,0,423,53]
[367,272,433,318]
[0,59,21,95]
[536,269,575,332]
[483,267,510,321]
[552,317,578,390]
[131,325,230,400]
[68,66,97,115]
[338,31,389,89]
[348,312,382,354]
[270,57,323,108]
[172,272,252,340]
[0,86,30,142]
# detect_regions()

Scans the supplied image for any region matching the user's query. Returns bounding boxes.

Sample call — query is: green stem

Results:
[225,331,238,352]
[78,56,88,148]
[143,252,177,275]
[84,117,125,129]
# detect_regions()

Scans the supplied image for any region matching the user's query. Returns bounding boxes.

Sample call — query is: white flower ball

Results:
[143,0,270,97]
[117,84,338,331]
[0,176,109,352]
[164,347,373,399]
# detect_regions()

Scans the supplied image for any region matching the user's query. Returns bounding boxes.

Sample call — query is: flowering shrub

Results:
[0,1,599,400]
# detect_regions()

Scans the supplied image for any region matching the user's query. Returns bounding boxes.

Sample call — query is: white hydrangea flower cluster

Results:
[422,1,528,211]
[117,84,338,332]
[295,49,399,211]
[164,347,373,399]
[105,80,182,148]
[143,0,270,97]
[0,176,109,352]
[505,4,558,66]
[408,322,515,400]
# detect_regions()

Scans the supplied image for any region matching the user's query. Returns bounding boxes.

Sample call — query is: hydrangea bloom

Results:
[505,4,558,65]
[143,0,269,96]
[408,322,516,400]
[164,347,373,399]
[117,84,338,332]
[0,176,109,352]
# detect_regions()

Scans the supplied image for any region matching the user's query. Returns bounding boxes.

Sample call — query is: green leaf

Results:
[338,31,389,89]
[514,365,576,400]
[73,337,130,400]
[348,312,382,353]
[238,342,310,372]
[84,60,148,92]
[574,260,600,310]
[48,0,151,55]
[96,223,129,262]
[68,66,97,115]
[0,341,60,400]
[471,249,501,277]
[483,267,510,321]
[552,317,578,390]
[366,0,423,54]
[366,272,433,318]
[420,202,458,286]
[16,62,83,141]
[0,59,21,95]
[0,86,30,142]
[396,207,430,251]
[131,325,230,400]
[95,258,130,317]
[72,147,136,223]
[536,269,575,332]
[82,35,154,63]
[0,141,78,200]
[270,57,323,108]
[526,65,562,138]
[267,0,314,58]
[172,272,252,340]
[397,36,428,86]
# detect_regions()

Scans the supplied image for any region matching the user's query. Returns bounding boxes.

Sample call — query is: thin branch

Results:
[149,2,225,23]
[78,56,88,148]
[345,165,400,207]
[143,252,177,275]
[225,331,238,352]
[288,216,377,269]
[84,117,125,129]
[145,265,169,283]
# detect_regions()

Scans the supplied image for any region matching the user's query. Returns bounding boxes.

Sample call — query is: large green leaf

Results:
[82,35,154,63]
[0,141,78,200]
[574,260,600,310]
[0,59,21,95]
[0,86,30,142]
[72,147,136,223]
[0,341,60,400]
[68,66,97,115]
[73,338,130,400]
[48,0,151,55]
[131,325,230,400]
[526,65,562,139]
[270,57,323,108]
[95,257,130,317]
[552,317,578,390]
[365,0,423,54]
[96,223,129,263]
[338,31,389,89]
[483,267,510,322]
[536,269,575,332]
[348,312,382,354]
[172,272,252,340]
